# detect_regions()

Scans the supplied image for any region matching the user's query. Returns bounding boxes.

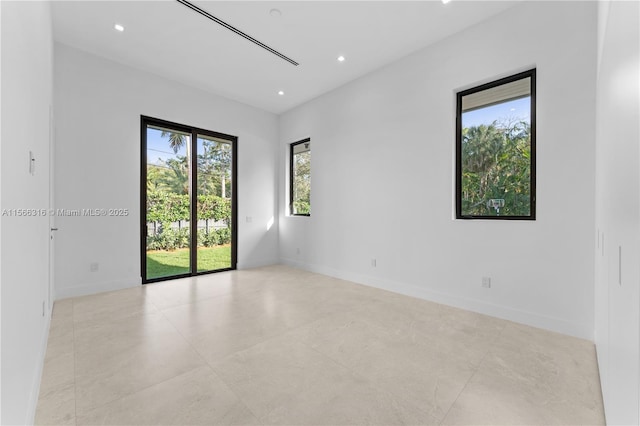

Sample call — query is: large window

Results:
[456,69,536,219]
[141,116,238,283]
[290,138,311,216]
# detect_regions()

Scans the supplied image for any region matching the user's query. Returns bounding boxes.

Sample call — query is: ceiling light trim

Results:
[176,0,299,66]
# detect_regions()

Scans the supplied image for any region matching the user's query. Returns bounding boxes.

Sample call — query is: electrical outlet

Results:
[371,258,377,267]
[296,248,300,255]
[90,262,99,272]
[42,301,45,317]
[246,216,252,223]
[482,277,491,288]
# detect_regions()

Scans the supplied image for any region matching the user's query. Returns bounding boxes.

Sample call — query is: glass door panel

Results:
[196,135,232,272]
[145,125,192,280]
[142,116,237,283]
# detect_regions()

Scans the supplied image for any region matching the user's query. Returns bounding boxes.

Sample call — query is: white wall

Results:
[279,1,597,339]
[54,43,279,298]
[1,1,54,424]
[594,1,640,424]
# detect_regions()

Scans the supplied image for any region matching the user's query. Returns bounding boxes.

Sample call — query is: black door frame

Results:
[140,115,238,284]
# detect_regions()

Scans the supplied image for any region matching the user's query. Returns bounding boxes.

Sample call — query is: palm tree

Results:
[159,131,190,195]
[461,120,531,215]
[162,131,187,154]
[462,123,504,173]
[163,157,189,195]
[198,139,232,198]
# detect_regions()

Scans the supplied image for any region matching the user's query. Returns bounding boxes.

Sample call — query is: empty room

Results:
[1,0,639,425]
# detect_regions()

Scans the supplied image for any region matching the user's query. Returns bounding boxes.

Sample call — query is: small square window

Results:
[456,69,536,220]
[290,139,311,216]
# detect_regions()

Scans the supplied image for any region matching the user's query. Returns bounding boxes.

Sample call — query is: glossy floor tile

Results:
[36,265,605,425]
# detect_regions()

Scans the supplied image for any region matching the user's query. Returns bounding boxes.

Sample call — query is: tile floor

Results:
[35,265,605,425]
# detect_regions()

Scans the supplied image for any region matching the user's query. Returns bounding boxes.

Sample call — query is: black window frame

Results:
[140,115,238,284]
[455,69,536,220]
[289,138,311,217]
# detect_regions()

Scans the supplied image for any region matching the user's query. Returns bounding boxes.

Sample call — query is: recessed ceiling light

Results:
[337,55,346,62]
[278,90,284,96]
[114,23,125,32]
[442,0,451,4]
[270,8,282,17]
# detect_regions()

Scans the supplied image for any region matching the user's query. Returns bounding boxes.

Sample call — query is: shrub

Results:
[147,225,190,250]
[216,227,231,245]
[147,190,231,224]
[198,230,220,247]
[293,200,310,215]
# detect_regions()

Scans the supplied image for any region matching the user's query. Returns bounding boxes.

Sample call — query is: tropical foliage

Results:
[147,138,231,198]
[145,192,231,251]
[198,137,232,198]
[460,119,531,216]
[292,150,311,214]
[146,131,232,252]
[146,191,230,224]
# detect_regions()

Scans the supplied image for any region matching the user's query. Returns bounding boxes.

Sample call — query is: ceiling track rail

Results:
[176,0,299,66]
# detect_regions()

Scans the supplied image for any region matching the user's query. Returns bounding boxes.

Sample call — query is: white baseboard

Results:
[237,257,279,270]
[280,257,591,341]
[55,277,141,300]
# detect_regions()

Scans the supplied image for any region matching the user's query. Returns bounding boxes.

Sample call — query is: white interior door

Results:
[48,104,56,311]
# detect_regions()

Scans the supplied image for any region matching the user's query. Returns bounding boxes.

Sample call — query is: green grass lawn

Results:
[146,245,231,279]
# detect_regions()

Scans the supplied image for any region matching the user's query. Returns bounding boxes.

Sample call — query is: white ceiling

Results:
[52,0,519,114]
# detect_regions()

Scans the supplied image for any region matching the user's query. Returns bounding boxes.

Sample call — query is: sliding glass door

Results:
[141,116,237,283]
